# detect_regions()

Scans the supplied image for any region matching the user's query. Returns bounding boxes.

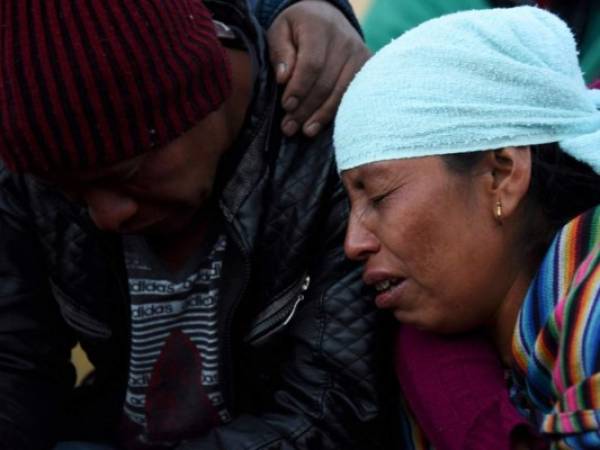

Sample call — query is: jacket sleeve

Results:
[178,168,388,449]
[0,175,75,450]
[254,0,361,35]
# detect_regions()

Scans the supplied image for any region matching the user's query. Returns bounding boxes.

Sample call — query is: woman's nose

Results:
[344,213,379,261]
[83,188,138,232]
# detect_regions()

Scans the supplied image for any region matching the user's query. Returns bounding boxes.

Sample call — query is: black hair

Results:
[442,143,600,253]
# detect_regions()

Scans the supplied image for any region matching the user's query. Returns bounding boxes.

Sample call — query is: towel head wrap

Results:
[334,6,600,174]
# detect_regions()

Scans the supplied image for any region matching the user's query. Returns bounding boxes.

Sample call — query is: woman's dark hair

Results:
[442,143,600,253]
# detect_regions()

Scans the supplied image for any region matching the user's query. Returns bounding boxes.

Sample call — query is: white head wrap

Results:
[334,7,600,174]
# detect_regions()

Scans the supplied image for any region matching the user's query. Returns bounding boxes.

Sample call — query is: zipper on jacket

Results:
[96,232,135,413]
[243,274,311,347]
[283,275,311,326]
[222,220,251,410]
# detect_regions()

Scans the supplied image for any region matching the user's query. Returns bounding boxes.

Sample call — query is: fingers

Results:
[283,41,370,137]
[267,15,296,85]
[280,28,330,136]
[300,57,364,137]
[282,41,341,137]
[266,0,371,137]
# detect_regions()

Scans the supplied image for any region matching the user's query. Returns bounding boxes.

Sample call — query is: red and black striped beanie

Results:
[0,0,232,173]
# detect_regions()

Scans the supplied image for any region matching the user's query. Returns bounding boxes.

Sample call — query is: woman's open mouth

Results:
[374,278,403,293]
[374,278,406,309]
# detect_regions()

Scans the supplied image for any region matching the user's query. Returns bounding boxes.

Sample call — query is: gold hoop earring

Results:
[495,200,503,220]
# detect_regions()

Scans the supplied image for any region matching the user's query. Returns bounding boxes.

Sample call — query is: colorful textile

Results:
[512,205,600,448]
[334,7,600,174]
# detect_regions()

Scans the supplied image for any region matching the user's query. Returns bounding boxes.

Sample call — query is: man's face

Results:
[55,108,231,235]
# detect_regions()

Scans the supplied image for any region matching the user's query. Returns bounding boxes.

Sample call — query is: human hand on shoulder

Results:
[267,0,370,137]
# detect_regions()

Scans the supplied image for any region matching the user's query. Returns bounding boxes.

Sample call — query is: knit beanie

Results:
[0,0,232,173]
[334,7,600,175]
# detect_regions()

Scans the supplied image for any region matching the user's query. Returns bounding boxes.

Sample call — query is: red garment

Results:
[395,325,547,449]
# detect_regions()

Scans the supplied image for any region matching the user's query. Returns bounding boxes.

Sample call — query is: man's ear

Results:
[482,147,532,221]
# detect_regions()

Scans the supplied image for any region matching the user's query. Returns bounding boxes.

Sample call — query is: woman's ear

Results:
[482,147,532,222]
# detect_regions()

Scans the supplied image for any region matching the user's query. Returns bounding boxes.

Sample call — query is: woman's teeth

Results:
[374,278,401,292]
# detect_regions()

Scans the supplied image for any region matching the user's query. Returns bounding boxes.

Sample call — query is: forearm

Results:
[0,182,75,450]
[0,295,74,450]
[0,371,71,450]
[0,420,29,450]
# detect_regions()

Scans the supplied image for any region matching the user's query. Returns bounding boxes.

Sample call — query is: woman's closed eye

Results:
[369,187,398,209]
[370,193,388,208]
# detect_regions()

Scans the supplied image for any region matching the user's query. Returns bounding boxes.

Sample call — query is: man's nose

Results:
[344,213,379,261]
[84,188,138,232]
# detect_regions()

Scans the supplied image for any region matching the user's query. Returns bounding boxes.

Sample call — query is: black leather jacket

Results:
[0,2,387,449]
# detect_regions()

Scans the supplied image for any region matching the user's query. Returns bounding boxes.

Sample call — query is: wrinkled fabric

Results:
[394,325,548,449]
[334,7,600,174]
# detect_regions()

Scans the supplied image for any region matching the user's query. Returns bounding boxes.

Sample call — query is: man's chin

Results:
[121,206,212,237]
[121,215,189,236]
